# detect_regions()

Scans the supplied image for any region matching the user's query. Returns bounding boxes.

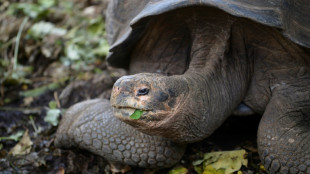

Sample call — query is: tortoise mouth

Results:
[112,106,150,119]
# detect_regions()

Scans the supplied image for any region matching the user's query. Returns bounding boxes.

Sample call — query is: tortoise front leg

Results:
[55,99,185,169]
[257,85,310,173]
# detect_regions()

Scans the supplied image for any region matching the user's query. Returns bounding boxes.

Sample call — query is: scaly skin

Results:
[54,99,185,168]
[257,84,310,173]
[110,7,310,173]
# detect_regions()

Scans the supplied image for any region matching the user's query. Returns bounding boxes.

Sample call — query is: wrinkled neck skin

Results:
[161,18,250,143]
[127,14,252,143]
[112,9,255,143]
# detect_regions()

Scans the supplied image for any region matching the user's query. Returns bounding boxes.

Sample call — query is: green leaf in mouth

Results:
[130,109,143,119]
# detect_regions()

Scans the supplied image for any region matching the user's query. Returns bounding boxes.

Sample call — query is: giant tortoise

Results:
[55,0,310,173]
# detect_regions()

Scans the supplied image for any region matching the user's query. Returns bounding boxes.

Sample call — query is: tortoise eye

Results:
[137,88,149,96]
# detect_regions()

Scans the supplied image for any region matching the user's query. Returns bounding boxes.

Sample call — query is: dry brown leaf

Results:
[9,129,33,156]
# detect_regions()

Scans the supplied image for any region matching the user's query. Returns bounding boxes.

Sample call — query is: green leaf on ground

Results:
[20,79,66,97]
[48,101,57,109]
[193,149,248,174]
[28,21,67,39]
[87,17,104,36]
[130,109,143,120]
[7,3,48,19]
[44,109,61,126]
[168,165,188,174]
[0,130,24,141]
[38,0,56,8]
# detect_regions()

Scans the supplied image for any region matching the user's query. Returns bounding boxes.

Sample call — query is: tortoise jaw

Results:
[112,106,150,119]
[113,107,136,118]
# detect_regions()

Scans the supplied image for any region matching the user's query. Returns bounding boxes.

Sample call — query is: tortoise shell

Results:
[106,0,310,68]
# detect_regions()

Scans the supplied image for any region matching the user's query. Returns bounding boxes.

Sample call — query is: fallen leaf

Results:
[0,130,24,141]
[20,81,62,97]
[28,21,67,39]
[13,152,46,167]
[48,100,57,109]
[168,165,188,174]
[44,108,61,126]
[23,96,34,106]
[202,165,225,174]
[259,164,266,171]
[193,149,248,174]
[9,129,33,156]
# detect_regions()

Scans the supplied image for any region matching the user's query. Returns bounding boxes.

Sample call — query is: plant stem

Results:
[13,17,29,71]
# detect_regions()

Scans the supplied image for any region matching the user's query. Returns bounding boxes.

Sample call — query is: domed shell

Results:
[106,0,310,68]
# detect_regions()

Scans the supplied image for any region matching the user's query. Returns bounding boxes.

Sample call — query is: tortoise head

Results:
[111,73,189,140]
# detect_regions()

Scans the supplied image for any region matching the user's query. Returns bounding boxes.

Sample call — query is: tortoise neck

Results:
[168,16,252,143]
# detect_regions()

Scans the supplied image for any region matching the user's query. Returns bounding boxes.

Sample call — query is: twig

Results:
[13,17,29,71]
[54,91,61,108]
[0,106,42,114]
[29,116,39,136]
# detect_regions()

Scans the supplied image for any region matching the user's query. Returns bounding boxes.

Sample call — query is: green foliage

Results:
[193,150,248,174]
[1,0,110,86]
[20,81,63,97]
[0,130,24,141]
[168,165,188,174]
[0,17,32,85]
[38,0,56,8]
[44,109,61,126]
[62,16,109,70]
[130,110,144,120]
[29,115,42,136]
[7,1,53,19]
[0,63,33,85]
[48,101,58,109]
[44,100,62,126]
[28,21,67,39]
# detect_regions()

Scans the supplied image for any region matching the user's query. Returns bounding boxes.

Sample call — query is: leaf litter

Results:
[9,129,33,156]
[193,149,248,174]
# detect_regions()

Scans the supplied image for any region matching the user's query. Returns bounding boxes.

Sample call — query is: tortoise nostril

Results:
[137,88,149,96]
